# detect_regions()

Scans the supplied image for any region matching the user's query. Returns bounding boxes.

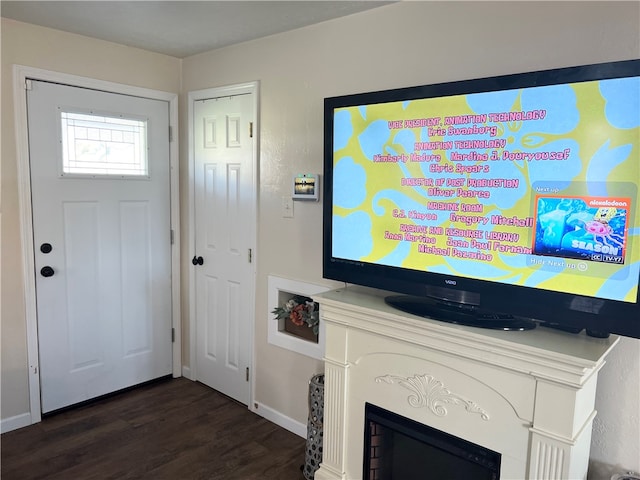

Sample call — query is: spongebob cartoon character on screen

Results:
[532,196,630,264]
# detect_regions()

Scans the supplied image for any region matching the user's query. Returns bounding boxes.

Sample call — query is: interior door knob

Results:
[192,256,204,266]
[40,266,55,277]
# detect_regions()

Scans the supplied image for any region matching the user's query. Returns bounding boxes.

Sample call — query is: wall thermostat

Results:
[292,173,319,201]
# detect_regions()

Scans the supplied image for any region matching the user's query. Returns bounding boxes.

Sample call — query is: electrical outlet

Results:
[282,197,294,218]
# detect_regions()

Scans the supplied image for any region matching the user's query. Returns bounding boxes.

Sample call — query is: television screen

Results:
[323,59,640,338]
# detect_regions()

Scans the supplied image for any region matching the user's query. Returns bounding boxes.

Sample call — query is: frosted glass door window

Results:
[61,111,148,176]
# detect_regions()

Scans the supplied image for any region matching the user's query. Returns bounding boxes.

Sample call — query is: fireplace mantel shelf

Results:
[313,286,619,480]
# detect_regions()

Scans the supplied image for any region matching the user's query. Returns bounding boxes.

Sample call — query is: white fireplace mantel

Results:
[313,286,619,480]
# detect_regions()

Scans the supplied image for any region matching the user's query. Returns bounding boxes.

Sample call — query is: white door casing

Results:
[189,84,257,406]
[14,66,180,424]
[28,80,172,413]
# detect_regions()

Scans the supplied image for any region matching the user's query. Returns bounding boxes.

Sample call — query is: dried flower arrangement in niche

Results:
[272,294,319,343]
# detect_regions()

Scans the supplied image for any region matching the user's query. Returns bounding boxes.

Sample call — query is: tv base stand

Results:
[385,294,538,331]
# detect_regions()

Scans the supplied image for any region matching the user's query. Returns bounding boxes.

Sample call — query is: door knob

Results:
[192,256,204,266]
[40,266,55,277]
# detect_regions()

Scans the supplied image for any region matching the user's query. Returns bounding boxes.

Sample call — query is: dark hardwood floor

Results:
[1,378,307,479]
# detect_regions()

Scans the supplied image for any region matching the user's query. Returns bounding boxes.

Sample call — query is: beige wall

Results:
[1,18,181,420]
[181,2,639,475]
[2,2,639,476]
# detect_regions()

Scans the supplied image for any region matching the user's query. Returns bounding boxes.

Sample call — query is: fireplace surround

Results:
[313,287,619,480]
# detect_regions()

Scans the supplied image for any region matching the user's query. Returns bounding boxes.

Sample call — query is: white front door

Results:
[27,80,173,413]
[193,91,255,405]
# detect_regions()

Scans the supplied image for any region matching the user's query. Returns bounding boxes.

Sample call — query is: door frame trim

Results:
[13,65,181,424]
[187,82,258,407]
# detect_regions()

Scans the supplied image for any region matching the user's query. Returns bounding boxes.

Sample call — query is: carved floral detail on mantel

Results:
[375,374,490,421]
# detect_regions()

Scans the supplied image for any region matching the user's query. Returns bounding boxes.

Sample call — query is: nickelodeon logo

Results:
[587,198,629,208]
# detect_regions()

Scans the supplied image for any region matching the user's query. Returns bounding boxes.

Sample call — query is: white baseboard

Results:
[252,402,306,438]
[1,412,32,434]
[182,365,193,380]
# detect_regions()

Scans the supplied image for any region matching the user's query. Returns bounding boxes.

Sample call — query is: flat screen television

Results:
[323,59,640,339]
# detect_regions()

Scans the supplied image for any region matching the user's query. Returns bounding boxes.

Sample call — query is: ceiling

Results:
[1,1,392,58]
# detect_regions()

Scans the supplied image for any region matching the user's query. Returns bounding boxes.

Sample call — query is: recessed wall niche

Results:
[267,275,330,360]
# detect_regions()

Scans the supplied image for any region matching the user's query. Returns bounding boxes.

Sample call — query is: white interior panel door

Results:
[27,80,172,413]
[194,93,254,405]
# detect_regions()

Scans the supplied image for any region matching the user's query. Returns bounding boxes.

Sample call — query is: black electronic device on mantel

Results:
[323,59,640,339]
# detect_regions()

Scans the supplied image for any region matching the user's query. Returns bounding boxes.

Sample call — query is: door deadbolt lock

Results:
[40,243,53,254]
[192,256,204,266]
[40,266,55,277]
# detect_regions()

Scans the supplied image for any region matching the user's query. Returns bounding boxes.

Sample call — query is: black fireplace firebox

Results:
[363,403,501,480]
